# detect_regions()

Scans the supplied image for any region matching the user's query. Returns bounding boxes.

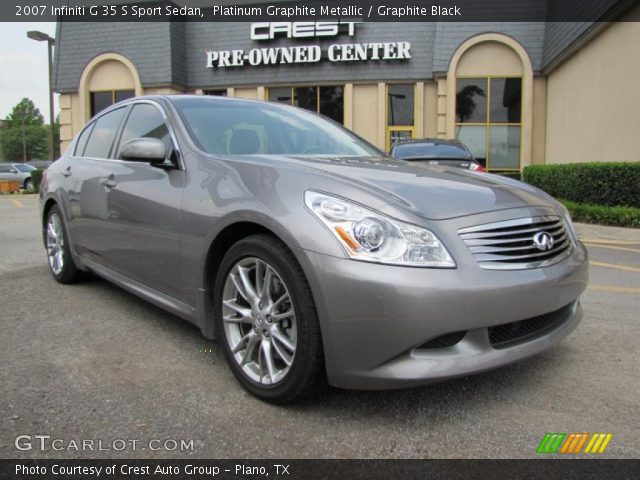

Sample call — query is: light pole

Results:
[27,30,56,160]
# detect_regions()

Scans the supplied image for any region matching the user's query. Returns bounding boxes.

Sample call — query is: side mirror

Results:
[120,138,166,164]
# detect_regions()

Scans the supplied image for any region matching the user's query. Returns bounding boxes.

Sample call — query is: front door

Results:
[102,102,185,301]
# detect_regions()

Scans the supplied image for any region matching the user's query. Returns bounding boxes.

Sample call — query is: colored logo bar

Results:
[537,433,613,454]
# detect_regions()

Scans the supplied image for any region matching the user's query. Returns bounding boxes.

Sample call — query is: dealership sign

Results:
[206,21,411,69]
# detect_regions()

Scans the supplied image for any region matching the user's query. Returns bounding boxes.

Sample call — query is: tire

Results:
[24,179,33,191]
[45,205,81,284]
[213,234,325,404]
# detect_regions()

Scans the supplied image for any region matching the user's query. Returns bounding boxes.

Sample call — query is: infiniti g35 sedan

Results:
[40,96,588,403]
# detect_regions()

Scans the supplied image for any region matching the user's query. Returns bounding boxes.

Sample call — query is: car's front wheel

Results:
[24,178,34,190]
[45,205,81,284]
[214,234,324,404]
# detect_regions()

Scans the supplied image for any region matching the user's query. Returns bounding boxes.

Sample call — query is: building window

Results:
[267,86,344,124]
[203,89,227,96]
[455,77,522,171]
[90,90,135,117]
[387,84,415,151]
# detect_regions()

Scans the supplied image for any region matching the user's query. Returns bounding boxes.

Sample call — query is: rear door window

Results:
[74,123,94,157]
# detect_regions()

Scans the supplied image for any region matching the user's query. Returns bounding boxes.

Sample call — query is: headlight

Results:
[304,191,456,268]
[558,203,578,245]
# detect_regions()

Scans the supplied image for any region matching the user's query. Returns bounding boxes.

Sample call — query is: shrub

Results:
[30,169,43,191]
[522,163,640,208]
[559,199,640,229]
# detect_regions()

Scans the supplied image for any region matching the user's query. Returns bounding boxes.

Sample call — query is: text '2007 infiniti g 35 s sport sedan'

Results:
[40,96,588,403]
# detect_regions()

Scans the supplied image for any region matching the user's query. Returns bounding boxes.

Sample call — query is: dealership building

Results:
[53,1,640,171]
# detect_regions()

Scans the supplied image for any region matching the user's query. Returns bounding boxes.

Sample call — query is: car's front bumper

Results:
[295,240,588,390]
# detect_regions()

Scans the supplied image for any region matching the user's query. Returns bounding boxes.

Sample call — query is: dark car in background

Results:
[391,139,485,172]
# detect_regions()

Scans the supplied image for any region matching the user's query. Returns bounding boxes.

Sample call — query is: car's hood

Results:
[266,155,558,220]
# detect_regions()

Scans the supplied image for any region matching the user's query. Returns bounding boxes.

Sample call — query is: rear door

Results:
[65,106,128,264]
[101,101,186,300]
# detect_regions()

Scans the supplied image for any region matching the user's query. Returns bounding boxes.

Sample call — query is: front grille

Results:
[416,331,466,350]
[489,303,575,349]
[458,215,572,270]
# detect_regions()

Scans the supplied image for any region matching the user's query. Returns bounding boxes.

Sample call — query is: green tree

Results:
[1,98,49,161]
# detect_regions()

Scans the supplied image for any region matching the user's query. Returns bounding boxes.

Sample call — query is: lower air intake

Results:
[489,303,575,349]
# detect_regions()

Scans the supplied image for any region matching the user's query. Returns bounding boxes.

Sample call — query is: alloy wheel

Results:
[46,213,65,275]
[222,257,297,385]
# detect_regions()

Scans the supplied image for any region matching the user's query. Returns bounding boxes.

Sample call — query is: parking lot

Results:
[1,194,638,459]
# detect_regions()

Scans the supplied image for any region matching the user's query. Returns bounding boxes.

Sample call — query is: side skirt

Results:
[80,257,199,327]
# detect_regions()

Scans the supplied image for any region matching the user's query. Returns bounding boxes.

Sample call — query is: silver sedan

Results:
[39,96,588,403]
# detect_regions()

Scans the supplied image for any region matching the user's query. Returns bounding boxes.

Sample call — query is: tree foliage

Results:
[1,98,49,161]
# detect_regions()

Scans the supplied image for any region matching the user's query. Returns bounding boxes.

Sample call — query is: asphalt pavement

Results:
[1,194,638,459]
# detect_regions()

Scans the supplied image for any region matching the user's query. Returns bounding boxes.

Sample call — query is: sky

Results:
[0,22,58,122]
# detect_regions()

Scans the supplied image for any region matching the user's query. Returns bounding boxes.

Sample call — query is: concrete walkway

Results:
[575,222,640,243]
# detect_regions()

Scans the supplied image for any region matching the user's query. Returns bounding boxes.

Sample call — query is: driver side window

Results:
[118,103,174,160]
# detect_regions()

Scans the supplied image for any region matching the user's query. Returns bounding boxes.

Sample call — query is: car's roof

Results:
[117,94,264,107]
[92,94,288,122]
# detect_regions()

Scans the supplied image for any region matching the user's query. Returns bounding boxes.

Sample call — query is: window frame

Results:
[79,106,129,160]
[455,75,523,172]
[73,121,95,157]
[111,100,183,170]
[266,85,345,124]
[203,89,227,96]
[72,99,183,169]
[89,89,136,117]
[386,83,417,152]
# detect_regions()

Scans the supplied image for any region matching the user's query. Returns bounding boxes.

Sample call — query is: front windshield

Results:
[393,143,470,159]
[14,164,37,172]
[172,97,381,157]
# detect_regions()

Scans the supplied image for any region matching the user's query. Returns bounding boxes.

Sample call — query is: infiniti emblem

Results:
[533,232,555,251]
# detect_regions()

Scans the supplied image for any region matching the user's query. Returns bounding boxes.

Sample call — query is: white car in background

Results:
[0,163,37,190]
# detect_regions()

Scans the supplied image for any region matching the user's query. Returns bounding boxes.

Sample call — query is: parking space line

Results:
[590,261,640,274]
[588,285,640,294]
[584,243,640,254]
[10,198,23,208]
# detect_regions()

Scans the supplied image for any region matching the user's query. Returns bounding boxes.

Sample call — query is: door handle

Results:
[99,176,117,189]
[62,166,72,177]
